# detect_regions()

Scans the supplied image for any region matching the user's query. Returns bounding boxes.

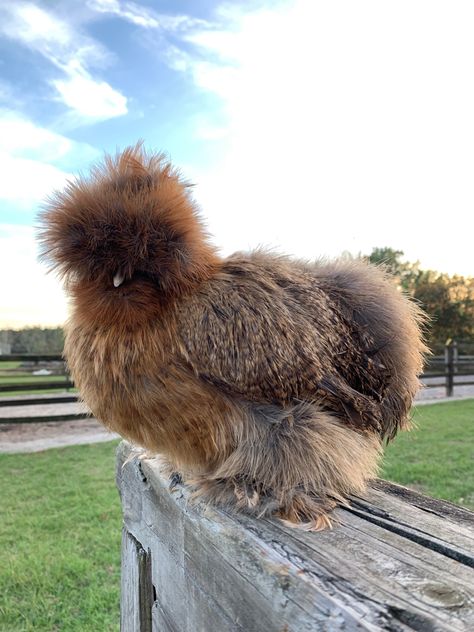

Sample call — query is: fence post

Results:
[444,338,457,397]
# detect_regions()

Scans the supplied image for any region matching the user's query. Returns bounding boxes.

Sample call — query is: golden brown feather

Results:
[37,143,427,530]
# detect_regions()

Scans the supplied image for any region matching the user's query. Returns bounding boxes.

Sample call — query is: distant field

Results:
[0,388,77,398]
[0,361,21,371]
[0,375,69,384]
[0,360,72,397]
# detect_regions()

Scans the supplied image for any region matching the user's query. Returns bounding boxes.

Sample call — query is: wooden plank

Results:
[118,472,404,631]
[0,413,89,424]
[152,601,178,632]
[230,509,473,631]
[137,543,153,632]
[117,442,474,632]
[263,514,472,627]
[121,528,141,632]
[0,381,74,393]
[371,480,474,530]
[0,394,78,407]
[119,456,243,632]
[121,528,153,632]
[0,354,63,361]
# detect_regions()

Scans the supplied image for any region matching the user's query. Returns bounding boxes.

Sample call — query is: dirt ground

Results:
[0,417,119,453]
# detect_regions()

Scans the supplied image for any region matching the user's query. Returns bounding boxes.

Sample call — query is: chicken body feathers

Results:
[177,251,424,440]
[39,144,427,529]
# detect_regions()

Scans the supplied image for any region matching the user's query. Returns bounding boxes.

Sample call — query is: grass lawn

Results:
[0,376,70,384]
[0,362,21,371]
[0,399,472,631]
[0,389,77,398]
[382,398,474,508]
[0,441,121,632]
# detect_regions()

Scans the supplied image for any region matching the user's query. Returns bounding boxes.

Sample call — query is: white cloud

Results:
[87,0,209,31]
[11,3,74,50]
[161,44,192,72]
[0,2,127,122]
[0,112,72,161]
[0,111,71,206]
[0,3,109,69]
[87,0,160,28]
[0,111,99,327]
[0,225,67,328]
[169,0,474,277]
[193,122,229,141]
[0,110,99,208]
[53,71,128,120]
[0,154,69,207]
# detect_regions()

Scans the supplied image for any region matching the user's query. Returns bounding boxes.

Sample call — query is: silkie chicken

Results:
[38,144,426,530]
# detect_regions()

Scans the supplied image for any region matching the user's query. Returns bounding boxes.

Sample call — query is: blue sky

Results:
[1,0,474,326]
[0,0,231,224]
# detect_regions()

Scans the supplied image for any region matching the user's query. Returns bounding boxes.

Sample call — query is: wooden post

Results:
[120,529,153,632]
[117,441,474,632]
[445,339,457,397]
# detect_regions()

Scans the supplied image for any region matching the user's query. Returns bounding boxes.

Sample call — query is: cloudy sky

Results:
[1,0,473,327]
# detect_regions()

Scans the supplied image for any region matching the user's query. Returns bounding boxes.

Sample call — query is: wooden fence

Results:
[422,340,474,397]
[0,354,73,403]
[0,355,80,422]
[117,441,474,631]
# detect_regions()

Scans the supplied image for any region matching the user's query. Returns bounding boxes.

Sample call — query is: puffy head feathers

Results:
[38,143,218,297]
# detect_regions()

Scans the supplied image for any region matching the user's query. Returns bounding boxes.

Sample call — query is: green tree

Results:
[413,272,474,344]
[0,328,64,354]
[366,247,474,348]
[367,247,421,292]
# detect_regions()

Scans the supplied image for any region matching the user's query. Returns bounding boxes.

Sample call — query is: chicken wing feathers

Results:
[177,252,390,434]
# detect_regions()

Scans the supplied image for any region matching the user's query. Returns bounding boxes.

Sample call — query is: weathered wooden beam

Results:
[121,529,153,632]
[0,381,74,393]
[117,441,474,632]
[0,394,78,407]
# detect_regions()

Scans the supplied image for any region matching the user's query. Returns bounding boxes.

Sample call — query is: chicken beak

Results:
[113,271,124,288]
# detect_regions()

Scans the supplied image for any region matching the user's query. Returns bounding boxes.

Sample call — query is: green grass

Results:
[0,376,69,383]
[382,399,474,508]
[0,441,121,632]
[0,389,77,398]
[0,361,21,371]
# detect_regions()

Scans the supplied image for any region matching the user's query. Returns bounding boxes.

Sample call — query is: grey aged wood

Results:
[117,441,474,632]
[121,529,153,632]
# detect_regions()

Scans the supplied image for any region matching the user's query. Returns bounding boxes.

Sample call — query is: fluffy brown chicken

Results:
[38,144,426,530]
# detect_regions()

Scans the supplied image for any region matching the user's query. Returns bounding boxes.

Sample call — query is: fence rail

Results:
[0,354,73,406]
[117,442,474,631]
[0,381,74,393]
[1,354,66,362]
[422,339,474,397]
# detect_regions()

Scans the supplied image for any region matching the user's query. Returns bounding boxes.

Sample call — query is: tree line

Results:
[0,327,64,354]
[367,247,474,353]
[1,247,472,354]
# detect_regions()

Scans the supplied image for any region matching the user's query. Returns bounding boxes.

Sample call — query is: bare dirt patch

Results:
[0,418,119,453]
